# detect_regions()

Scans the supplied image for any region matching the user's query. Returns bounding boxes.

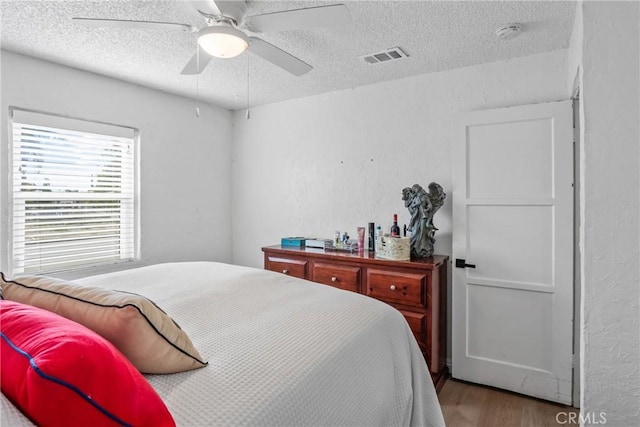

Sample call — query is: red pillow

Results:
[0,300,175,427]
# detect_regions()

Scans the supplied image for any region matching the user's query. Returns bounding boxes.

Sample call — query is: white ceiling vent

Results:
[361,47,409,65]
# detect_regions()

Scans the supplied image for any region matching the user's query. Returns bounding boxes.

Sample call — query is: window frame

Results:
[7,107,140,276]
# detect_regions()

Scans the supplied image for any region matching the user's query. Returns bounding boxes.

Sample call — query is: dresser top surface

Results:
[262,245,449,269]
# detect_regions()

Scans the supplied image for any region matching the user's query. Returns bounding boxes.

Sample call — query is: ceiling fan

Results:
[72,0,351,77]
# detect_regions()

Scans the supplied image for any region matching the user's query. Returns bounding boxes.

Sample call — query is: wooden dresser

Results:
[262,245,449,390]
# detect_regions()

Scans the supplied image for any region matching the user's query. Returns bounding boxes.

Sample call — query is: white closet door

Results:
[452,100,574,404]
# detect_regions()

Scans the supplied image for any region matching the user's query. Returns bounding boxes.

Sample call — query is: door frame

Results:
[572,83,582,408]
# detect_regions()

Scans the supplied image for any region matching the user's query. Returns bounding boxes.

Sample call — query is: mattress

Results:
[2,262,445,426]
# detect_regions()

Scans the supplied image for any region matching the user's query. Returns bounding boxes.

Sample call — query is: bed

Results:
[1,262,445,426]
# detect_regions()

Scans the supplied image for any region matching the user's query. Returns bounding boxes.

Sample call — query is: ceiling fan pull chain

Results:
[195,44,201,118]
[246,53,251,120]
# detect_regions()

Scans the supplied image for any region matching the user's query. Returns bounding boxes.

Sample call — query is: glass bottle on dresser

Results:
[391,214,401,237]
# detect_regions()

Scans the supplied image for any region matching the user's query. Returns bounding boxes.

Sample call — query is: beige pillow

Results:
[0,272,207,374]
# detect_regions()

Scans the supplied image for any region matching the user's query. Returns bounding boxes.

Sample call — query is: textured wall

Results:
[580,2,640,424]
[230,49,568,364]
[0,51,233,279]
[231,50,569,269]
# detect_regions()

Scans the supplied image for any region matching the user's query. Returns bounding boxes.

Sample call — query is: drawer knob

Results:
[331,277,338,282]
[390,285,396,291]
[282,269,289,274]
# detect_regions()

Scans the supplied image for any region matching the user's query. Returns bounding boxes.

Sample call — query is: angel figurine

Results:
[402,182,445,258]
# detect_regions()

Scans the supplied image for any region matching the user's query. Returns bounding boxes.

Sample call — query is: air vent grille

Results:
[361,47,409,65]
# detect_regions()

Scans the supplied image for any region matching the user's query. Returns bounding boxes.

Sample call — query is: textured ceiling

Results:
[1,1,576,110]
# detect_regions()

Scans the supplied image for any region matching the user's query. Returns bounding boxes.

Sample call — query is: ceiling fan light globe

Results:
[198,25,248,58]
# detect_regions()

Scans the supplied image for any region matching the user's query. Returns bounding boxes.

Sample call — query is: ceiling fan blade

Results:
[248,37,312,76]
[189,0,246,23]
[72,17,195,32]
[245,4,351,33]
[188,0,222,17]
[214,1,248,22]
[181,47,214,75]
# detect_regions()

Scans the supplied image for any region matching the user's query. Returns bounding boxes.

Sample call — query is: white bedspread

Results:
[3,262,445,426]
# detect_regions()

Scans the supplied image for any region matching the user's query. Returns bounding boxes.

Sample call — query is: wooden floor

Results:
[439,379,579,427]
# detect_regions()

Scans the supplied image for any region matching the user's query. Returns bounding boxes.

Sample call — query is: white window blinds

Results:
[11,110,137,274]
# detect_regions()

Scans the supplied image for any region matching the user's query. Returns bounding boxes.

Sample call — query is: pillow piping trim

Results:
[0,331,132,427]
[0,273,207,368]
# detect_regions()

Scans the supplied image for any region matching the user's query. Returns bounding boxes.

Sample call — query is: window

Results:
[10,109,137,274]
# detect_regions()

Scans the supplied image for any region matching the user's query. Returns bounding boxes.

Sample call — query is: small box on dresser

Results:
[262,245,449,391]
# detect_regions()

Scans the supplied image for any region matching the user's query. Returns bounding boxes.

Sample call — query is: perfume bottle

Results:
[368,222,375,251]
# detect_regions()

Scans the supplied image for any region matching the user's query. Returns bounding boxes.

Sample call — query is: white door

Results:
[452,100,574,404]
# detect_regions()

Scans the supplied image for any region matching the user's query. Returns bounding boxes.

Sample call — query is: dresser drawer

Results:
[400,310,426,343]
[265,256,307,279]
[311,262,361,292]
[366,269,427,308]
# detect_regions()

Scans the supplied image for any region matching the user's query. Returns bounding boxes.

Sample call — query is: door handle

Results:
[455,259,476,269]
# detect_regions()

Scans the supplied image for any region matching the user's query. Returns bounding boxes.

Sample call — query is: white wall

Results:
[566,1,583,95]
[231,49,569,269]
[0,51,233,279]
[578,2,640,424]
[231,49,569,367]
